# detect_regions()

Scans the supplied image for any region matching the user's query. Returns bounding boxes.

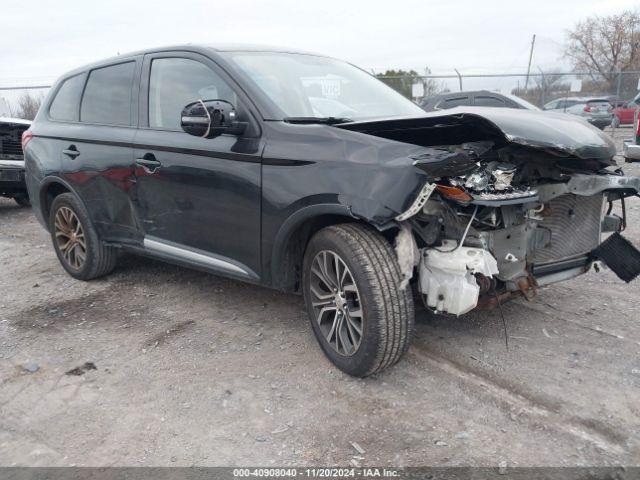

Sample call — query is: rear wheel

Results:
[302,223,414,377]
[49,193,118,280]
[611,116,620,128]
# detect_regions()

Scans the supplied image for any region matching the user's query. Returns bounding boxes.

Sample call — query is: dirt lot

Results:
[1,128,639,467]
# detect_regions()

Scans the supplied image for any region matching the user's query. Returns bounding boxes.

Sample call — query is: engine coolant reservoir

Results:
[419,240,499,315]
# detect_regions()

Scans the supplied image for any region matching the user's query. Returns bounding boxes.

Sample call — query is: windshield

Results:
[223,52,426,121]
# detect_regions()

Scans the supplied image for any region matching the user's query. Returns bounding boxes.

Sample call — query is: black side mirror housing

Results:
[180,100,247,138]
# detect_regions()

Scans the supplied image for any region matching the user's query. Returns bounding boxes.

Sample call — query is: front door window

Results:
[148,58,237,130]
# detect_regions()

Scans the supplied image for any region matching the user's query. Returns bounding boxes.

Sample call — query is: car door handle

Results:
[62,145,80,158]
[136,154,161,173]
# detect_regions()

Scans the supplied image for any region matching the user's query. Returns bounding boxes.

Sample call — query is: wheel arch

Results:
[270,204,362,293]
[38,177,83,230]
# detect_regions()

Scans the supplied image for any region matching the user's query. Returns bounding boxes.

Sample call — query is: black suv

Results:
[24,45,640,376]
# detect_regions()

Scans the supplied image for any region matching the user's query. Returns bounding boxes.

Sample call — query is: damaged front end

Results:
[339,109,640,315]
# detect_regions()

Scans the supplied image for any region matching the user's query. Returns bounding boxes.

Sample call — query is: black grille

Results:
[0,124,28,160]
[0,137,23,158]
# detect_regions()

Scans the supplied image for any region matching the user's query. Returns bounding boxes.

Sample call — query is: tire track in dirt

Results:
[409,345,627,457]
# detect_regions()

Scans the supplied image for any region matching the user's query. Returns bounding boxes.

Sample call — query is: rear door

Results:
[131,52,262,280]
[45,59,141,243]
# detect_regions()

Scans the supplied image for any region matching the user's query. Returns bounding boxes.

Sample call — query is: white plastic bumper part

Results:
[419,240,499,316]
[623,140,640,161]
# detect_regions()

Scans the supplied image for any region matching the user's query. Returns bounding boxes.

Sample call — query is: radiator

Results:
[532,193,603,264]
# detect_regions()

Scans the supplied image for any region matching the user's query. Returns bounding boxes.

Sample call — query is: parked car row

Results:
[542,97,614,130]
[421,90,639,130]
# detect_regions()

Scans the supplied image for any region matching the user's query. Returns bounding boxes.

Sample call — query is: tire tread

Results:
[308,223,414,376]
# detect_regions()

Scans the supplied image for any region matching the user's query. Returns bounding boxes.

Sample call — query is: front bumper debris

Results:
[623,140,640,162]
[591,233,640,283]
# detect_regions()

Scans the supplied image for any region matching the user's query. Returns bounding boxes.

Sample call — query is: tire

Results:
[302,223,414,377]
[13,194,30,207]
[49,192,118,280]
[611,116,620,128]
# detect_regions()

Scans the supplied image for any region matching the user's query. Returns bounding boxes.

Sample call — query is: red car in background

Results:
[612,99,639,127]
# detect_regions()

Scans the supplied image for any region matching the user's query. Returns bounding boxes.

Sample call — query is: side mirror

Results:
[180,99,246,138]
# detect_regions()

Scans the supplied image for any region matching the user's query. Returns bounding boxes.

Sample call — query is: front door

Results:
[132,52,262,280]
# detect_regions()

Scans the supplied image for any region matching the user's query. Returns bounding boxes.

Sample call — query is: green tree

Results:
[376,68,444,99]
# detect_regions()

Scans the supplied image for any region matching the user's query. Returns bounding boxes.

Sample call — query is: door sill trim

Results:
[143,236,254,278]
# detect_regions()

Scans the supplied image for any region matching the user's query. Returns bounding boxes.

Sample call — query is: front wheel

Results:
[302,224,414,377]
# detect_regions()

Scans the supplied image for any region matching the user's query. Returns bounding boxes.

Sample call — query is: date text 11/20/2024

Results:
[233,468,401,477]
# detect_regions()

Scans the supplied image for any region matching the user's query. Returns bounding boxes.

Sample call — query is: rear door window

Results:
[474,95,506,107]
[49,74,85,122]
[80,62,136,126]
[439,96,470,109]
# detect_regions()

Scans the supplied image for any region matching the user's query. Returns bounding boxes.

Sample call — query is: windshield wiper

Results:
[283,116,353,125]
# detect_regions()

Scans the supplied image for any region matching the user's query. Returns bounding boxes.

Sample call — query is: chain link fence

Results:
[377,70,640,114]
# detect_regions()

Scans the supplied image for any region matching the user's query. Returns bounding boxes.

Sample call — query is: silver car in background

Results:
[543,97,613,130]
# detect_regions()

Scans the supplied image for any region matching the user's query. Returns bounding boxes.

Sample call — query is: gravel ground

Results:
[1,128,639,467]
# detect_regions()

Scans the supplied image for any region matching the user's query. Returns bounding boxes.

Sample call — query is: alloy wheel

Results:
[309,250,363,356]
[54,206,87,270]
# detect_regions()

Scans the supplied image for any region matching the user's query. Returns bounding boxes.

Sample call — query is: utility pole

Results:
[454,68,463,91]
[524,34,536,92]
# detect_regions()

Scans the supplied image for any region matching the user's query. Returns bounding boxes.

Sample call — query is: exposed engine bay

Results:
[335,109,640,315]
[395,141,640,316]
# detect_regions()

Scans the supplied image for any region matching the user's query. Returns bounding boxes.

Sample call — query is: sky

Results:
[0,0,638,108]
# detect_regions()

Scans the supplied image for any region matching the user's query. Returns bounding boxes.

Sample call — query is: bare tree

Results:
[421,67,447,99]
[565,10,640,89]
[532,70,569,105]
[15,91,43,120]
[511,70,569,107]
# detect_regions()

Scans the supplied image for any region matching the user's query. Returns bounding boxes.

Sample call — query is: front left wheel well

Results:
[273,212,400,293]
[275,214,359,293]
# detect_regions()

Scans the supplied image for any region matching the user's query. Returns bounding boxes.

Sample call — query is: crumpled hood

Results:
[336,106,616,161]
